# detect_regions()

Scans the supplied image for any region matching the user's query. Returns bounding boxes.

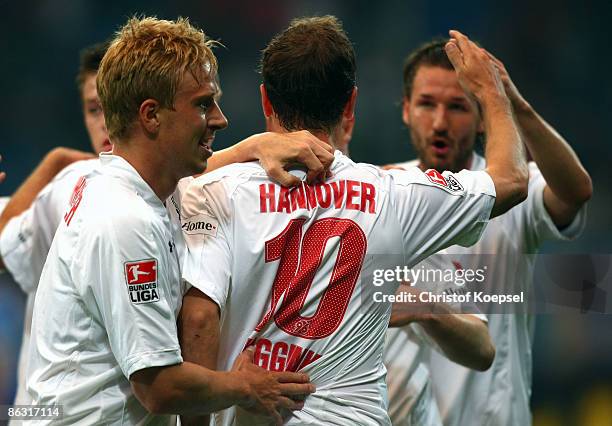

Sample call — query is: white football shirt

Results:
[26,154,185,425]
[181,151,496,426]
[397,154,587,426]
[0,159,99,410]
[383,251,487,426]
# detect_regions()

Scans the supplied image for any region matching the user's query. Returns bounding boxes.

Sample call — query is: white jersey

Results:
[383,252,486,426]
[181,151,496,426]
[26,153,185,425]
[0,159,99,411]
[398,154,586,426]
[0,197,28,412]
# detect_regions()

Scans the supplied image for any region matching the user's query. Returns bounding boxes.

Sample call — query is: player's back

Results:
[182,152,404,425]
[181,150,496,425]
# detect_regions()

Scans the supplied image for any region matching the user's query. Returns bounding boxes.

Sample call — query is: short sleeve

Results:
[0,175,73,293]
[73,213,182,378]
[389,167,496,266]
[523,163,587,248]
[180,177,233,314]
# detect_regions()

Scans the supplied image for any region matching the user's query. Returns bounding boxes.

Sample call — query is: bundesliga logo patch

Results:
[124,259,159,304]
[424,169,464,194]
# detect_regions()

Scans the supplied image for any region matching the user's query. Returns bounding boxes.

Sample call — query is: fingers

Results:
[299,130,334,155]
[292,149,325,185]
[304,139,334,167]
[291,132,332,184]
[264,164,302,187]
[274,371,310,384]
[0,172,5,184]
[232,348,255,370]
[445,40,463,71]
[277,396,305,411]
[482,49,504,69]
[448,30,471,57]
[242,348,255,363]
[448,30,484,67]
[278,382,316,396]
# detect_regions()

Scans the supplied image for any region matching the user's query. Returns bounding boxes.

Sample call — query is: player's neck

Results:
[268,121,336,151]
[112,140,178,202]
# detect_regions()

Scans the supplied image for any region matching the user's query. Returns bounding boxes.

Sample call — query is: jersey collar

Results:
[98,152,168,215]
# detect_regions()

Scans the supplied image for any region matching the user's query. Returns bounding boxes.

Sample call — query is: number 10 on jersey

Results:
[255,218,367,339]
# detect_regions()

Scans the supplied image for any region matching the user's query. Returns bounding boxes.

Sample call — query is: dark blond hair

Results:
[97,16,218,140]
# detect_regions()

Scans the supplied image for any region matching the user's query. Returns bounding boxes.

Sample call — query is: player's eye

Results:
[87,104,102,115]
[417,100,435,108]
[198,98,214,112]
[448,103,468,112]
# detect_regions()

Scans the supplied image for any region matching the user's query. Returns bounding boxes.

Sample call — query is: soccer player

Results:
[0,42,107,411]
[178,17,528,425]
[22,16,341,425]
[384,251,495,426]
[385,39,592,425]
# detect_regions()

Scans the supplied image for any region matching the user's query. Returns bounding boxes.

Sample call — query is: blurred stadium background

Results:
[1,1,610,425]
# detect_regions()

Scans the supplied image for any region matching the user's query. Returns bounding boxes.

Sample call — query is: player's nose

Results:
[209,102,228,131]
[432,105,449,131]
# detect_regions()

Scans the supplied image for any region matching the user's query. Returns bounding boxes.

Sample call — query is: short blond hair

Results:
[97,16,218,140]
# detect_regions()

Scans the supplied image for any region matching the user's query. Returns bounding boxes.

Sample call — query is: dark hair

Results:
[261,15,356,134]
[75,41,110,95]
[402,39,452,98]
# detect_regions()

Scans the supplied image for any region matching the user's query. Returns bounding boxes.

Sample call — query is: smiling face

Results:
[81,72,111,154]
[403,65,483,172]
[157,65,228,179]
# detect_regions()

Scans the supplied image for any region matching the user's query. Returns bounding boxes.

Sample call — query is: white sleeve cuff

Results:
[534,182,587,241]
[124,347,183,379]
[0,215,35,293]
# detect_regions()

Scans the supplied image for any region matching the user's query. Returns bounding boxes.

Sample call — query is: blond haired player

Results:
[22,16,341,425]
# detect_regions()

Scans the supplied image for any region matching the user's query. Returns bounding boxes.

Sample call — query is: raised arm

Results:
[0,147,94,269]
[485,49,592,227]
[446,30,528,218]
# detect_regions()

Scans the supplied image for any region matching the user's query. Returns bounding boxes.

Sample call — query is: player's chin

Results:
[193,159,208,175]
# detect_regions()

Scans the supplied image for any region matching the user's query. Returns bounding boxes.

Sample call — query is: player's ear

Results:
[402,96,411,127]
[343,86,358,120]
[477,115,485,134]
[260,84,274,118]
[139,99,161,136]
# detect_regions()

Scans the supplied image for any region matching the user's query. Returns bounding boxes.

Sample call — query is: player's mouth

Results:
[102,138,112,152]
[430,138,451,156]
[198,136,214,158]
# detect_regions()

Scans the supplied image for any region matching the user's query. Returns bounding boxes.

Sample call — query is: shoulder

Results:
[197,161,265,186]
[394,158,420,170]
[53,159,101,183]
[79,178,159,238]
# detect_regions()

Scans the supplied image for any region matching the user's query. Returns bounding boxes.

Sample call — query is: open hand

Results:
[232,349,315,425]
[445,30,506,104]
